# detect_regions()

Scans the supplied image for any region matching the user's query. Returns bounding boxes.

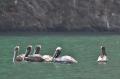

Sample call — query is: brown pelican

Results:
[27,45,54,62]
[42,47,62,62]
[97,46,108,64]
[26,45,44,62]
[53,47,78,64]
[13,45,32,63]
[43,47,78,64]
[42,55,53,62]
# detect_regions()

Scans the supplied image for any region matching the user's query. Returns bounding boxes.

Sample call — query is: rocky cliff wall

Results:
[0,0,120,32]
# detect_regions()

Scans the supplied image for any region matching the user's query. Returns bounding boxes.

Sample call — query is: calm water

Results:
[0,33,120,79]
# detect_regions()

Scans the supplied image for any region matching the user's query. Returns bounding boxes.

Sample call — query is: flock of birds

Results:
[13,45,108,64]
[13,45,78,64]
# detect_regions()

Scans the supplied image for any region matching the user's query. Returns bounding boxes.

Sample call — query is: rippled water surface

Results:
[0,33,120,79]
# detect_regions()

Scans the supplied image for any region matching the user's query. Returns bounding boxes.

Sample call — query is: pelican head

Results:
[13,46,20,63]
[25,45,32,57]
[100,46,106,56]
[36,45,41,48]
[27,45,32,51]
[14,46,20,52]
[56,47,62,51]
[34,45,41,54]
[56,47,62,54]
[101,46,105,50]
[52,47,62,59]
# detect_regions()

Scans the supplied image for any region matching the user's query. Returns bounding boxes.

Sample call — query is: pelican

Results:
[53,47,78,64]
[43,47,78,64]
[13,45,32,63]
[26,45,44,62]
[97,46,108,64]
[42,47,62,62]
[53,55,78,64]
[42,55,53,62]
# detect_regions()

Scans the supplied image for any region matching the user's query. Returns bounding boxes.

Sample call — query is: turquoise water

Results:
[0,33,120,79]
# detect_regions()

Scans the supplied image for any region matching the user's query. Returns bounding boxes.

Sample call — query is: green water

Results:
[0,33,120,79]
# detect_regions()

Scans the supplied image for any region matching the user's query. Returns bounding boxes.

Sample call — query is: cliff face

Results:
[0,0,120,32]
